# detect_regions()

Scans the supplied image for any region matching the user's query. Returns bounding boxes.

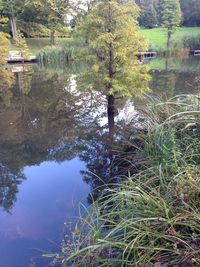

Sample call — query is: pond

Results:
[0,57,199,267]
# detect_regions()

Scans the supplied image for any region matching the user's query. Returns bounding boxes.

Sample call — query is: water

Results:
[0,56,199,266]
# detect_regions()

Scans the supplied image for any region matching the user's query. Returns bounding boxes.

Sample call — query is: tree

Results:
[0,0,25,42]
[40,0,70,45]
[68,0,98,26]
[138,0,158,28]
[180,0,200,26]
[0,164,25,212]
[161,0,181,50]
[74,0,151,126]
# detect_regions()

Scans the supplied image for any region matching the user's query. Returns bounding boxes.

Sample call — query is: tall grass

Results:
[54,95,200,267]
[173,34,200,52]
[38,46,74,66]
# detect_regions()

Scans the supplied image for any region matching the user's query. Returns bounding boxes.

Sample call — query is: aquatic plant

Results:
[38,46,74,66]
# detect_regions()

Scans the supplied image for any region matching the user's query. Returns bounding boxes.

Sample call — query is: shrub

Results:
[20,22,69,38]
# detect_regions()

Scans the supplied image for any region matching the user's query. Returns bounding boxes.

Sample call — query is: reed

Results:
[38,46,74,66]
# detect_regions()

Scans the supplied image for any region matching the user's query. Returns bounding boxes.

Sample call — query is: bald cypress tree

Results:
[74,0,151,98]
[161,0,181,49]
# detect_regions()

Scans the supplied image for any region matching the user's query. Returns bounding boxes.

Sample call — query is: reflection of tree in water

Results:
[150,57,199,97]
[0,66,94,212]
[79,96,148,203]
[0,69,15,107]
[150,70,176,99]
[0,64,149,211]
[80,131,117,203]
[0,164,25,212]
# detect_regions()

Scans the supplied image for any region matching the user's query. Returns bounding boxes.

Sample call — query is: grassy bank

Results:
[55,95,200,266]
[140,27,200,53]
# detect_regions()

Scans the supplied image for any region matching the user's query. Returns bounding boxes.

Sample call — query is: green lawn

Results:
[139,27,200,50]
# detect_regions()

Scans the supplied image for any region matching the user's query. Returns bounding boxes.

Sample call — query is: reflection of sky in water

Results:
[0,158,89,267]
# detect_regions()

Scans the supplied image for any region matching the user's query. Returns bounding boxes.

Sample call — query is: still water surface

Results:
[0,57,199,266]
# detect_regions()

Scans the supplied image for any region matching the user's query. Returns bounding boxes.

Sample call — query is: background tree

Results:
[161,0,181,49]
[68,0,98,26]
[0,0,25,42]
[40,0,70,45]
[180,0,200,26]
[138,0,158,28]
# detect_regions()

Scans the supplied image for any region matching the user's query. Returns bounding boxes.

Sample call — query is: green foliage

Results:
[161,0,181,49]
[0,0,70,42]
[55,24,69,38]
[138,0,158,28]
[180,0,200,27]
[19,22,69,38]
[161,0,181,33]
[20,22,51,37]
[0,15,8,30]
[137,0,200,28]
[74,0,151,98]
[0,31,9,64]
[0,0,25,17]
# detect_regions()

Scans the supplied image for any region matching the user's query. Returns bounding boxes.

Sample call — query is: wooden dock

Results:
[190,50,200,56]
[7,56,38,64]
[6,51,38,64]
[137,52,157,61]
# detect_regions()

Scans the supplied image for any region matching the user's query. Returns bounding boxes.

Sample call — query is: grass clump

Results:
[55,95,200,267]
[38,46,74,66]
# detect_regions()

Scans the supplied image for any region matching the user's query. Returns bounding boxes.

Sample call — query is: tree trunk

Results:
[166,30,171,51]
[10,14,18,43]
[50,30,55,46]
[165,56,169,71]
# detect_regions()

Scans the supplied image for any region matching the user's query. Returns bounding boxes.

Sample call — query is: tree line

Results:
[136,0,200,28]
[0,0,72,44]
[0,0,101,44]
